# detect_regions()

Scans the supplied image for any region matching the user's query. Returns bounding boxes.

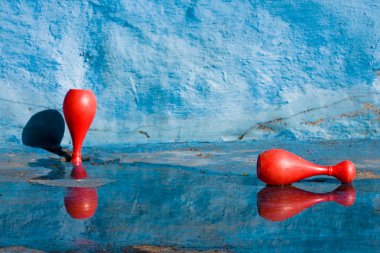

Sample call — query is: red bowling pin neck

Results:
[257,149,356,185]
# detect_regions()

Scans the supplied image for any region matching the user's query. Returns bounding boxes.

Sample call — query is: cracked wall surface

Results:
[1,1,380,146]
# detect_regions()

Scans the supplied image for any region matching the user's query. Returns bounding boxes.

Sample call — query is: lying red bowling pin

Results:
[257,149,356,185]
[64,187,98,219]
[257,184,355,222]
[63,89,97,165]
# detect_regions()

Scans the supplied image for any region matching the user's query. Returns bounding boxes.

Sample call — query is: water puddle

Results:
[0,141,380,252]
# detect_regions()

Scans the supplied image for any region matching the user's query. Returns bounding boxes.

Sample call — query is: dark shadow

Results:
[301,178,339,183]
[22,109,71,160]
[29,158,66,180]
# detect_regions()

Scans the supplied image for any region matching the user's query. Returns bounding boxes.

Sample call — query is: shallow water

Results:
[0,140,380,252]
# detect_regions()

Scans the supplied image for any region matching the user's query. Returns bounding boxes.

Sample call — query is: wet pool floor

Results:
[0,140,380,252]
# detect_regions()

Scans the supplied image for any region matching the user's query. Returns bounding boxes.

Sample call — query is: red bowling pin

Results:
[63,89,97,165]
[257,184,356,222]
[64,187,98,219]
[257,149,356,185]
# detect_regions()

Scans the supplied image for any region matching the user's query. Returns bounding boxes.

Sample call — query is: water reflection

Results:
[64,164,98,220]
[71,164,88,179]
[257,184,356,222]
[64,187,98,220]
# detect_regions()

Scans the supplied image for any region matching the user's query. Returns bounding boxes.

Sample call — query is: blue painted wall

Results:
[1,0,380,145]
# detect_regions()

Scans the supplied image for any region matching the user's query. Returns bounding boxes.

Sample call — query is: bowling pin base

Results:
[71,155,82,166]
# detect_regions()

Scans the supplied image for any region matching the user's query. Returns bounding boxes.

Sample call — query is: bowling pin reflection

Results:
[71,164,88,179]
[64,187,98,220]
[257,184,356,222]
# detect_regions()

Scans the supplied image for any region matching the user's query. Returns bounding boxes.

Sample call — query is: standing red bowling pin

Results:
[63,89,97,165]
[257,149,356,185]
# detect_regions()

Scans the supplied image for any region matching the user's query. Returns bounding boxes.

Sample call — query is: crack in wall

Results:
[303,102,380,126]
[0,97,58,110]
[238,94,377,140]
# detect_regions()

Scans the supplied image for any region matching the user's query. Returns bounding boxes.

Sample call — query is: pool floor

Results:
[0,140,380,252]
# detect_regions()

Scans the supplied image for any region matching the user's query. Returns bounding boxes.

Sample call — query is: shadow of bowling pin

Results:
[64,187,98,220]
[22,109,72,159]
[257,184,356,222]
